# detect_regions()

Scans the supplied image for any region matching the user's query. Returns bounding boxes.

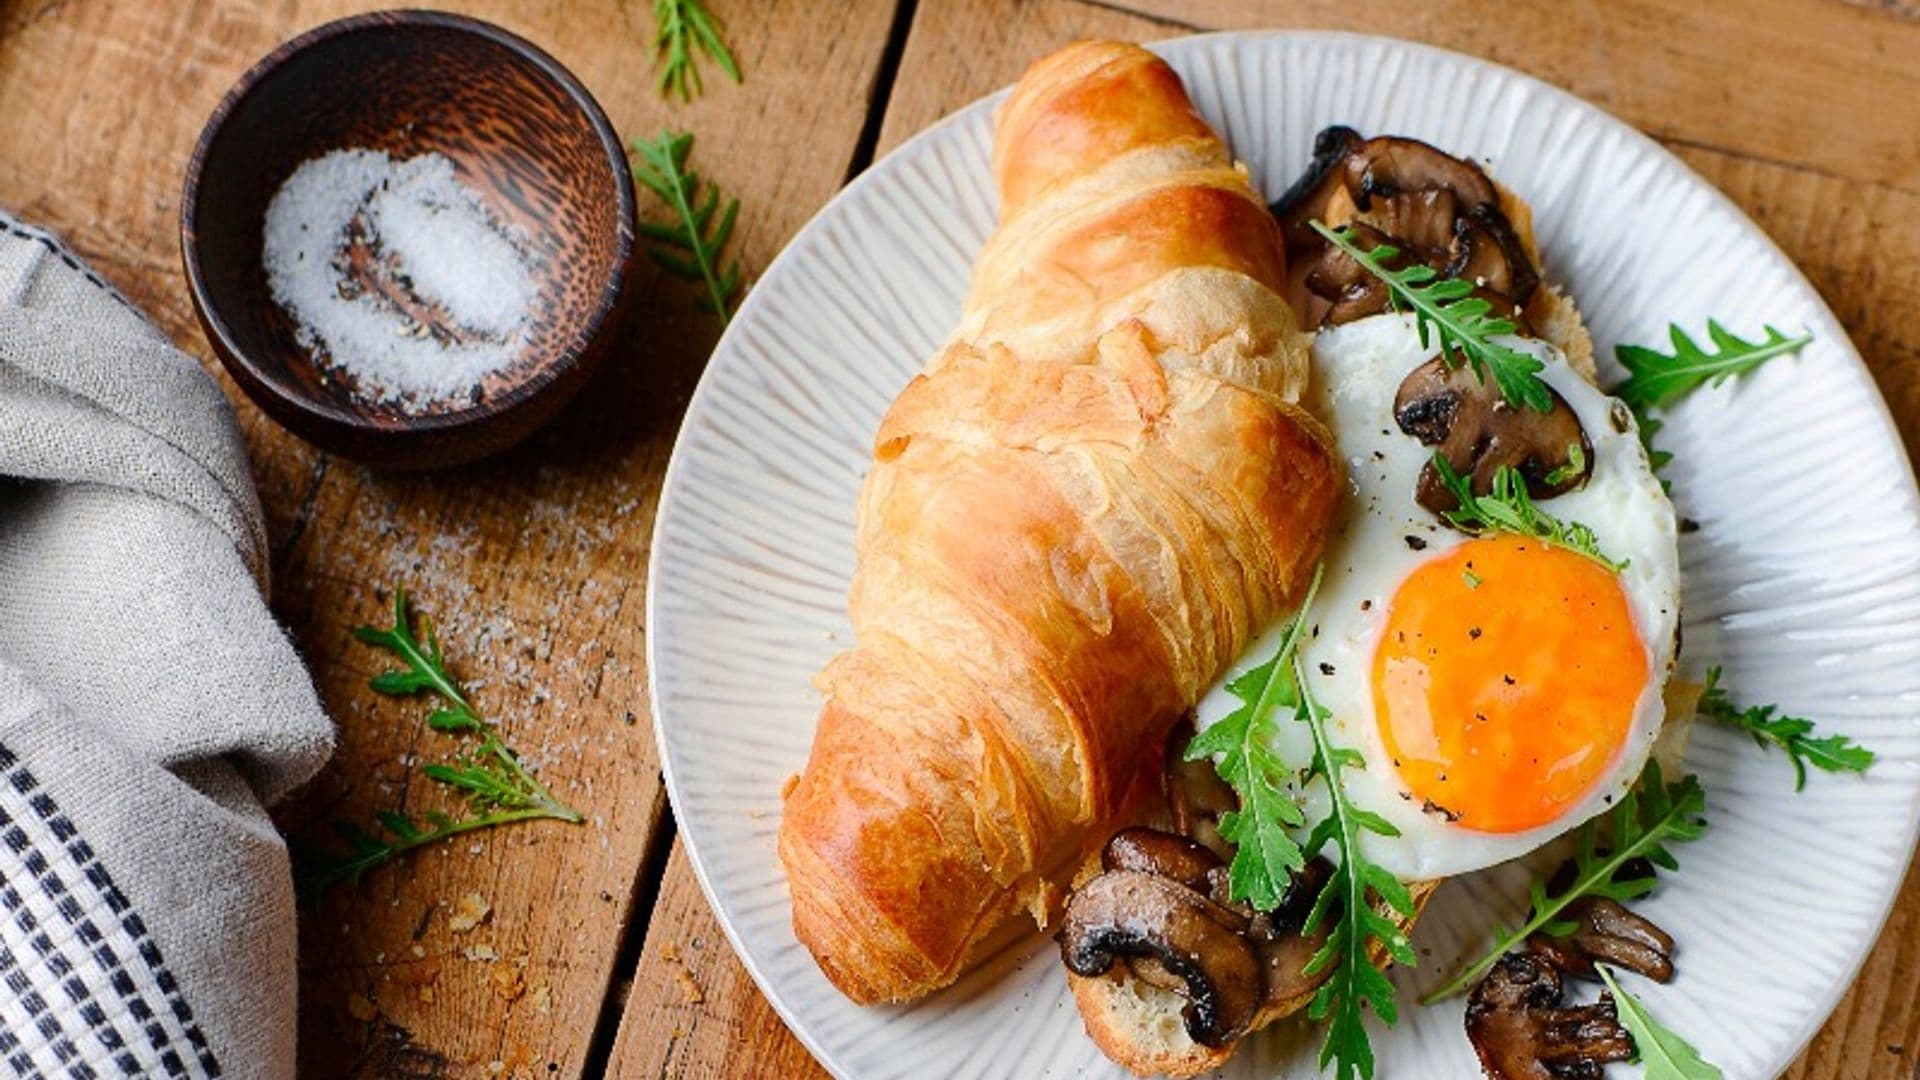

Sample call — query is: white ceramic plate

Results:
[648,31,1920,1079]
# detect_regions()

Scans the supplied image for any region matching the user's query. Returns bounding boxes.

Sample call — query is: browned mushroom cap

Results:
[1270,124,1365,249]
[1364,187,1460,254]
[1243,858,1336,1011]
[1528,897,1675,984]
[1102,830,1238,1000]
[1394,357,1592,515]
[1447,205,1541,306]
[1305,222,1419,328]
[1345,136,1498,215]
[1245,856,1333,937]
[1466,953,1636,1080]
[1166,719,1240,862]
[1272,129,1549,337]
[1103,826,1224,893]
[1250,921,1328,1015]
[1059,870,1261,1047]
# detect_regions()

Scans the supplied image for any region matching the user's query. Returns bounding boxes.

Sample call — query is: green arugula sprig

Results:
[1613,322,1812,412]
[1597,966,1725,1080]
[1699,667,1874,791]
[1184,569,1416,1079]
[293,590,584,902]
[1421,761,1705,1003]
[1611,322,1812,473]
[1295,657,1417,1080]
[1311,220,1551,412]
[652,0,741,101]
[1183,567,1322,910]
[1431,454,1625,571]
[1543,442,1586,488]
[631,131,745,325]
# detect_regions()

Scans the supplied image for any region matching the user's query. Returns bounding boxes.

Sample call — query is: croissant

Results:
[777,40,1340,1005]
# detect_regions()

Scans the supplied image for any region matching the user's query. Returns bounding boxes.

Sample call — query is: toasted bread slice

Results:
[1065,878,1439,1077]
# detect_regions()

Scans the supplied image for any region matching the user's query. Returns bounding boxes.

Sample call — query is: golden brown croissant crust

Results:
[778,40,1340,1006]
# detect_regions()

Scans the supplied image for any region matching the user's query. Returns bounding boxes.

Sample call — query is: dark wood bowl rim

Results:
[179,8,637,435]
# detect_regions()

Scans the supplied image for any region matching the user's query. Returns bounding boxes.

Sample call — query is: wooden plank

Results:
[609,841,831,1079]
[874,0,1176,154]
[0,0,900,1075]
[627,1,1920,1076]
[1105,0,1920,193]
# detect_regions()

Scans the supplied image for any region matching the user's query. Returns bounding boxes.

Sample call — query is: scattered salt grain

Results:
[262,148,536,412]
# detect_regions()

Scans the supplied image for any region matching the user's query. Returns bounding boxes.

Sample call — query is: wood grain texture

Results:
[622,1,1920,1077]
[1110,0,1920,194]
[5,0,1918,1075]
[609,841,832,1079]
[0,0,896,1075]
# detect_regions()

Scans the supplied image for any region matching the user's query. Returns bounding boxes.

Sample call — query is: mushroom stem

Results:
[1466,953,1636,1080]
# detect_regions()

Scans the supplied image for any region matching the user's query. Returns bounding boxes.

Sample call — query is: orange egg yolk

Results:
[1372,534,1647,834]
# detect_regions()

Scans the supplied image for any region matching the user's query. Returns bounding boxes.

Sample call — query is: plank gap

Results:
[268,453,332,577]
[577,792,678,1079]
[845,0,924,183]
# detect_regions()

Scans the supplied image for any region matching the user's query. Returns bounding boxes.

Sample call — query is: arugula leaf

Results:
[1184,567,1322,909]
[1635,410,1674,475]
[653,0,741,101]
[1698,667,1874,791]
[1597,966,1724,1080]
[630,131,745,324]
[1543,442,1587,488]
[1612,322,1812,475]
[1295,657,1417,1080]
[1613,322,1812,413]
[1431,454,1625,571]
[353,592,470,706]
[294,588,584,902]
[1421,761,1705,1003]
[1311,221,1552,413]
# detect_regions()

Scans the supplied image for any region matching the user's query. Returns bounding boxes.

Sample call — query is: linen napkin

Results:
[0,207,333,1078]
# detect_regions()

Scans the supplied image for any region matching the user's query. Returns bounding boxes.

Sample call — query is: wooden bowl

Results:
[181,10,635,469]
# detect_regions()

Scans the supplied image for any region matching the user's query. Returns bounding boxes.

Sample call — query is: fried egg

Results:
[1192,312,1680,881]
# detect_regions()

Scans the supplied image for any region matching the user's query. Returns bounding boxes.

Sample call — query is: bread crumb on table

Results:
[449,892,492,933]
[492,955,529,1001]
[660,943,706,1005]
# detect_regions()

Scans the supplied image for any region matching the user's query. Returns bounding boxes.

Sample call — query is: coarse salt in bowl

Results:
[182,10,636,469]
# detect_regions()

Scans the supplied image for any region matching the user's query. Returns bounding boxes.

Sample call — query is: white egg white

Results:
[1192,313,1680,882]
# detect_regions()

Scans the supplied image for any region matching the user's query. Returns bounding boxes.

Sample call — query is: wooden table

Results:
[0,0,1915,1075]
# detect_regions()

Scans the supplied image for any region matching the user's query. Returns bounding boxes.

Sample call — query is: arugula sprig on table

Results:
[652,0,741,101]
[1183,567,1321,910]
[1431,455,1625,571]
[1611,322,1813,473]
[293,589,584,902]
[1421,761,1705,1003]
[1597,966,1725,1080]
[1294,657,1418,1080]
[1698,666,1874,790]
[631,131,745,325]
[1311,220,1552,412]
